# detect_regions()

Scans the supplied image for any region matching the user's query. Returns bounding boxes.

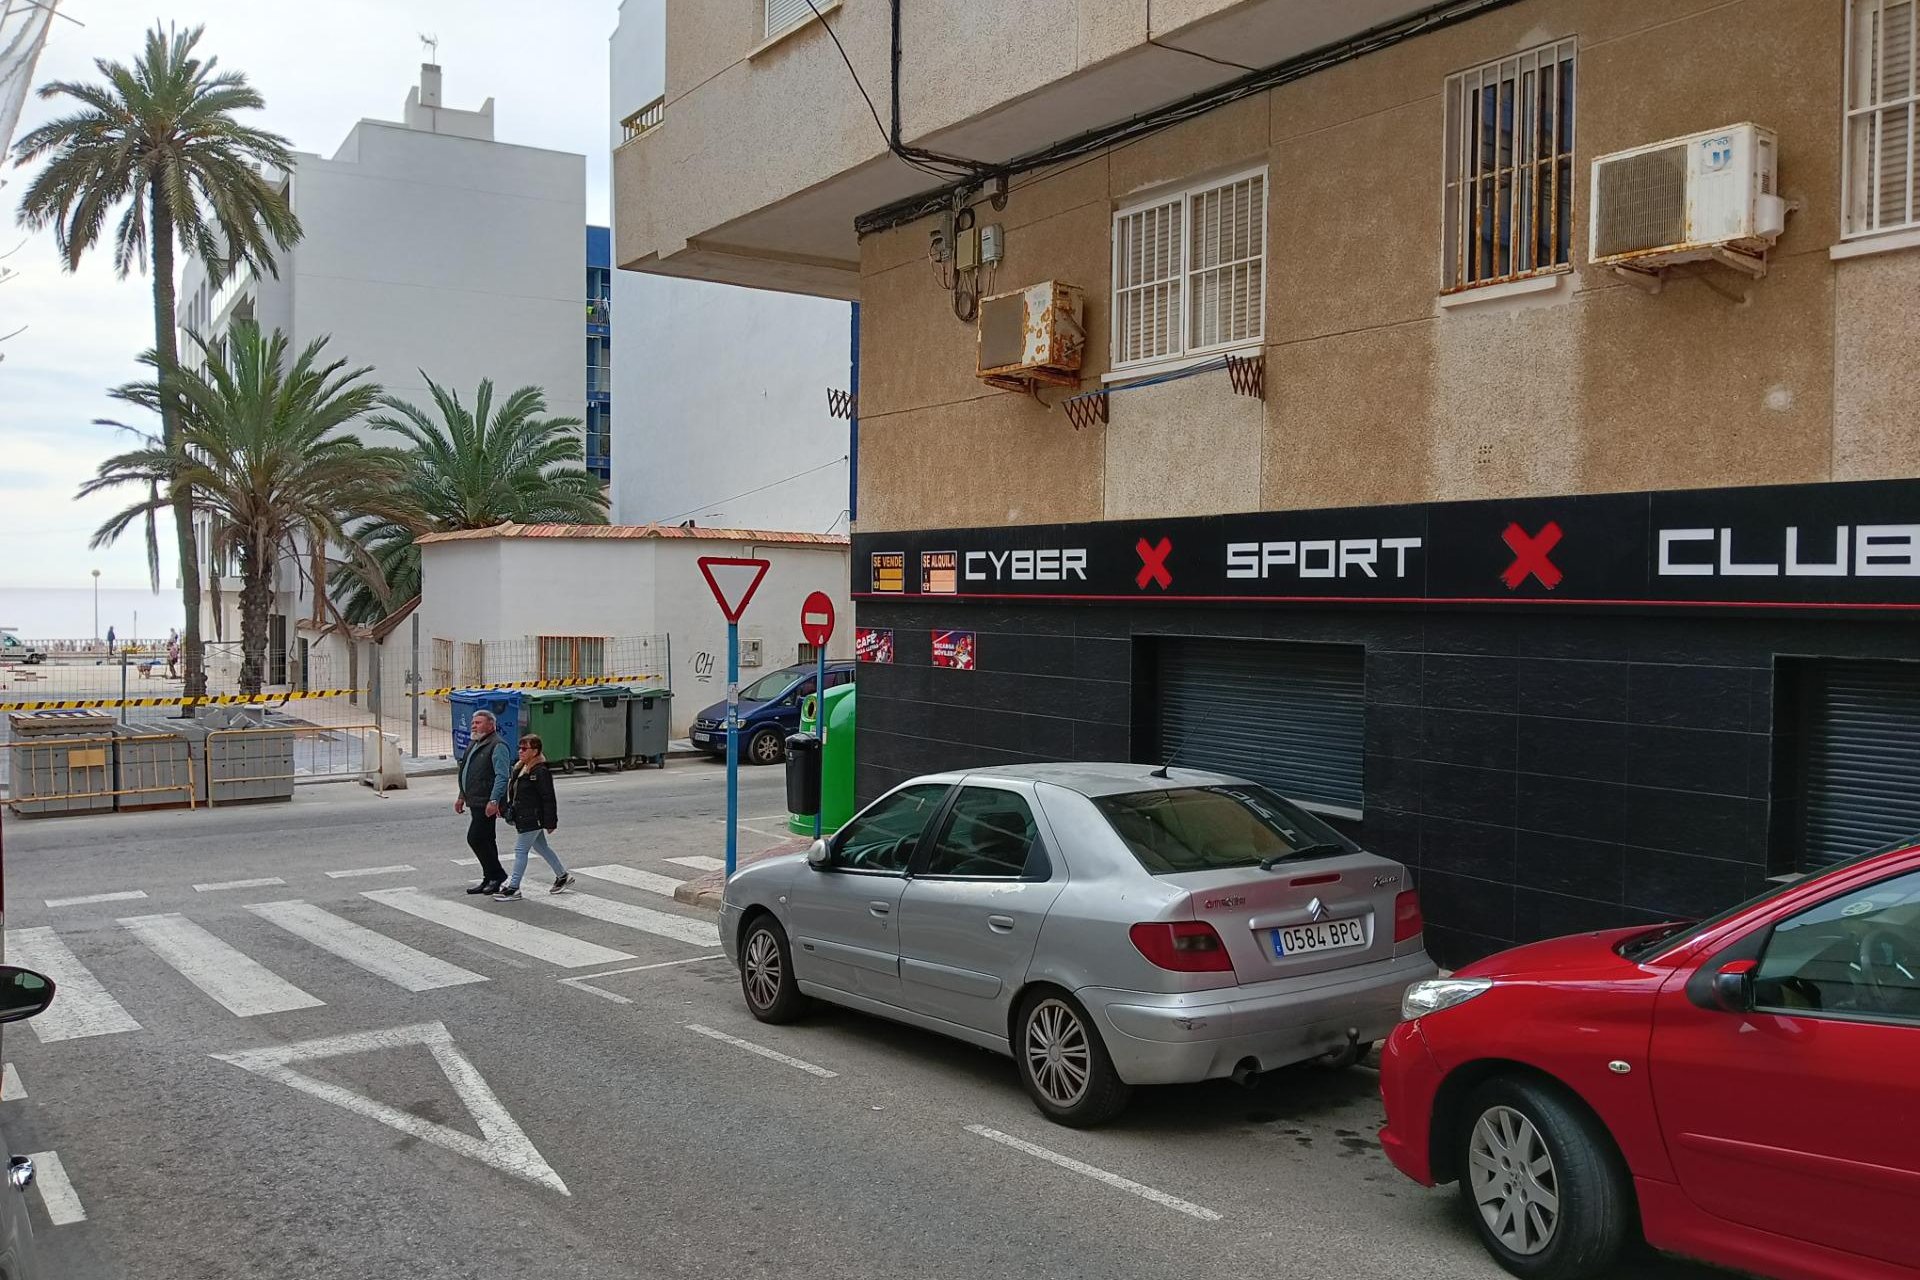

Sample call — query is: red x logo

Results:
[1501,522,1564,590]
[1136,536,1173,590]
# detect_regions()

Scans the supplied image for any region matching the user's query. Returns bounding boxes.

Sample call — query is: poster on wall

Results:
[855,628,894,664]
[920,550,958,594]
[931,630,977,671]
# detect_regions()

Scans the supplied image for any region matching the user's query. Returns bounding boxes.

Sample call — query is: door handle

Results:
[987,915,1015,933]
[868,901,892,917]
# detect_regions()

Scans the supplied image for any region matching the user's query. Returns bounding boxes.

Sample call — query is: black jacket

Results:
[505,762,558,833]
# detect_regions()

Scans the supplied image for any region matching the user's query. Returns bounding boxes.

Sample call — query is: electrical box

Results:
[930,211,954,263]
[1589,123,1785,272]
[980,223,1004,265]
[955,225,980,272]
[977,281,1086,392]
[740,637,763,668]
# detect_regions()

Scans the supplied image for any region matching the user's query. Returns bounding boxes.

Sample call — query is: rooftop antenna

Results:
[419,32,439,62]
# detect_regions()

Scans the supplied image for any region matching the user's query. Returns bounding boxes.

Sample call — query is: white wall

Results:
[608,0,853,536]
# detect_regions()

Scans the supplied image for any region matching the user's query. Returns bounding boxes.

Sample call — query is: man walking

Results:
[454,709,512,894]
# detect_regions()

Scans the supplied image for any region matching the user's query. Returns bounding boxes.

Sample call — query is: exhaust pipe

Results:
[1230,1057,1262,1087]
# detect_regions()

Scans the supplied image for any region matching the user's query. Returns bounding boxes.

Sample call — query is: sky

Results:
[0,0,619,590]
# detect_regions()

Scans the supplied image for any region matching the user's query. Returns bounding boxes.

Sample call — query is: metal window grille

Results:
[537,637,606,680]
[1845,0,1920,237]
[1442,39,1577,291]
[1112,169,1265,369]
[765,0,816,39]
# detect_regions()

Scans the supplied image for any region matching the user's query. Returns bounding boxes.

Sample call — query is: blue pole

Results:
[725,620,740,878]
[813,644,826,839]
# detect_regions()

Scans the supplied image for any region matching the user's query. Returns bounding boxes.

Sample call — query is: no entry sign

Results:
[801,592,835,647]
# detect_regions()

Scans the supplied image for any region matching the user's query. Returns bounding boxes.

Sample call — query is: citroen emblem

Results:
[1307,897,1328,922]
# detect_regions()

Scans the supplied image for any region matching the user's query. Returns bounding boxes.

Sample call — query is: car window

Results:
[923,787,1047,880]
[827,669,855,688]
[833,784,948,874]
[1753,870,1920,1024]
[739,668,803,701]
[1092,785,1356,875]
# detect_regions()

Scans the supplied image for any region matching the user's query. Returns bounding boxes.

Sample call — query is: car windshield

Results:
[1093,785,1357,875]
[738,668,803,701]
[1617,837,1920,961]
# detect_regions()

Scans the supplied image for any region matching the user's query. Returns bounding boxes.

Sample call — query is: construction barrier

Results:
[0,674,664,713]
[3,732,198,815]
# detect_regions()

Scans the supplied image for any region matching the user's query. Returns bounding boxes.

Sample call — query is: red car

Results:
[1379,840,1920,1280]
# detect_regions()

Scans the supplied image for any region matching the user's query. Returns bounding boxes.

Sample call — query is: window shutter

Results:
[1113,199,1183,365]
[1877,0,1916,227]
[1187,173,1264,351]
[765,0,815,38]
[1798,660,1920,871]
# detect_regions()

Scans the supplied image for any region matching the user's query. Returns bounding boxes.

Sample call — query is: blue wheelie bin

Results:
[451,689,523,758]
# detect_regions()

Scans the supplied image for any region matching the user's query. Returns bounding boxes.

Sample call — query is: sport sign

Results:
[800,592,835,647]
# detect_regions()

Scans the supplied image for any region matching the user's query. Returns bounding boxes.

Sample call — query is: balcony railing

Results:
[586,298,611,326]
[619,96,664,145]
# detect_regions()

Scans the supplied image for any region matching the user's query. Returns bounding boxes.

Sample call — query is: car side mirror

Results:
[0,967,56,1024]
[1711,959,1757,1013]
[806,839,831,869]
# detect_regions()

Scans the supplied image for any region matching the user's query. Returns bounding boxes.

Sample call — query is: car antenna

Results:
[1150,727,1201,780]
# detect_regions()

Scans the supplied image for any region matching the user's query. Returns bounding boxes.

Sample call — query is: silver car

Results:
[721,762,1436,1126]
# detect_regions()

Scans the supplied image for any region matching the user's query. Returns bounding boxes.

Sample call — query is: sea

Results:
[0,587,186,644]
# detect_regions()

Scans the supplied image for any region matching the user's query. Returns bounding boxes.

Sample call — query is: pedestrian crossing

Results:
[6,854,734,1041]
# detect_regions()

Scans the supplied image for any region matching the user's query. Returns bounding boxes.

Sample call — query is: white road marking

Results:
[573,864,686,898]
[245,901,488,992]
[24,1151,84,1225]
[361,888,631,968]
[2,1064,22,1100]
[44,890,147,908]
[120,913,325,1017]
[964,1125,1224,1221]
[449,858,473,866]
[560,982,631,1005]
[194,877,286,893]
[213,1021,567,1194]
[567,955,727,983]
[685,1024,837,1078]
[665,856,726,872]
[525,890,720,948]
[326,864,416,879]
[3,927,141,1042]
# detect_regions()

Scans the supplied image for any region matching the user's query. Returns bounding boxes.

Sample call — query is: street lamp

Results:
[92,568,100,643]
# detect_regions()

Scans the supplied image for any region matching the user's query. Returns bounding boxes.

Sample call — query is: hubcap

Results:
[743,929,782,1010]
[751,734,780,764]
[1024,999,1092,1109]
[1469,1105,1561,1257]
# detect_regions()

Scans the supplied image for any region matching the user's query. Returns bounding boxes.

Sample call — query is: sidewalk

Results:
[401,737,709,779]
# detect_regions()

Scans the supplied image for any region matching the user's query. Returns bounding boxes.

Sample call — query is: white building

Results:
[177,64,586,689]
[414,523,851,737]
[609,0,852,535]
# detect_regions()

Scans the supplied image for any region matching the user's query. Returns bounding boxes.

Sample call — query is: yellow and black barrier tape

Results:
[416,674,664,697]
[1,688,364,712]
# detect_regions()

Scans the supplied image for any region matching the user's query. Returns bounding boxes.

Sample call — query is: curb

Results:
[673,836,812,911]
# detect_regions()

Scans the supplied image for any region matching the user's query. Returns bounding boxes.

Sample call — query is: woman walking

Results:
[494,734,576,901]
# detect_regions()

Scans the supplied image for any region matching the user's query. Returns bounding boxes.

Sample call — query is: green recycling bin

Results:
[788,683,856,836]
[523,690,577,772]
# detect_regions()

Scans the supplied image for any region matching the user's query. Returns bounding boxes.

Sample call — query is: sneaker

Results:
[493,885,523,902]
[549,873,575,894]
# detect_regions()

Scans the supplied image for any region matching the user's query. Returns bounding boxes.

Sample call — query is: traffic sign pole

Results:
[726,619,740,878]
[814,642,826,839]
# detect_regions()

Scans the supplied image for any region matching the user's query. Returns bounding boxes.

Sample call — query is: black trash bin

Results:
[784,733,822,816]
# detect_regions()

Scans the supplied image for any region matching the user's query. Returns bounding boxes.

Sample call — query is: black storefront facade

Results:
[848,478,1920,967]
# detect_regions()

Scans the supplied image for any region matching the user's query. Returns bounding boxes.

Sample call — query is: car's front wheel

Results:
[1014,991,1131,1127]
[1458,1077,1632,1280]
[739,915,809,1023]
[746,727,785,766]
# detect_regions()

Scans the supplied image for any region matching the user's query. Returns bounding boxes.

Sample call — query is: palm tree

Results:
[81,323,406,696]
[15,24,301,699]
[331,378,606,625]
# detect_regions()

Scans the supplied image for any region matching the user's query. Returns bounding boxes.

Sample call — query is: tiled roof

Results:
[415,522,848,547]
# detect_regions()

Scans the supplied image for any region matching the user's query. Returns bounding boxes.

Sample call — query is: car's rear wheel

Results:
[739,915,809,1023]
[1458,1077,1632,1280]
[1014,991,1131,1127]
[746,727,785,766]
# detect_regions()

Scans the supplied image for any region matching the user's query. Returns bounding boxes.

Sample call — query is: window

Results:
[431,638,453,691]
[1845,0,1919,238]
[537,636,605,681]
[833,784,949,873]
[1754,869,1920,1024]
[1112,169,1266,369]
[458,641,485,687]
[740,667,805,701]
[922,788,1047,879]
[1442,39,1576,292]
[1094,785,1355,876]
[764,0,821,39]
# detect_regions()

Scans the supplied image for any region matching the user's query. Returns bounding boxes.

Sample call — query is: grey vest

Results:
[460,732,500,804]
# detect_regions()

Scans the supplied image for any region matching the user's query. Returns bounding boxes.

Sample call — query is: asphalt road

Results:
[0,763,1726,1279]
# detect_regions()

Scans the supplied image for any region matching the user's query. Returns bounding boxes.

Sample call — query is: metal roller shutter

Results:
[1801,659,1920,870]
[1155,638,1364,817]
[765,0,815,37]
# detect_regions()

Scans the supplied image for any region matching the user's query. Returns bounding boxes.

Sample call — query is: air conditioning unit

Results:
[739,637,762,668]
[977,281,1086,392]
[1589,123,1786,278]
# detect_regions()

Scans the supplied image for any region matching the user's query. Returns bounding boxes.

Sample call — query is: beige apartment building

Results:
[617,0,1920,962]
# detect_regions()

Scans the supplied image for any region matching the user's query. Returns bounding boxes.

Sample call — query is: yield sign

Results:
[698,557,770,623]
[212,1021,569,1195]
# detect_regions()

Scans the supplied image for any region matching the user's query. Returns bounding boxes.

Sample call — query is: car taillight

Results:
[1129,921,1234,972]
[1394,890,1424,942]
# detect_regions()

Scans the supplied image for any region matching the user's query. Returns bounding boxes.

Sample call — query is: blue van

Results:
[690,661,855,765]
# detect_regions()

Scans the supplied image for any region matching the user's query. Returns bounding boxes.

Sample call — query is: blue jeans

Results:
[507,829,567,887]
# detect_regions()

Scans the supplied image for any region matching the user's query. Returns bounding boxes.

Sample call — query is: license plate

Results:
[1271,918,1366,957]
[691,730,713,744]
